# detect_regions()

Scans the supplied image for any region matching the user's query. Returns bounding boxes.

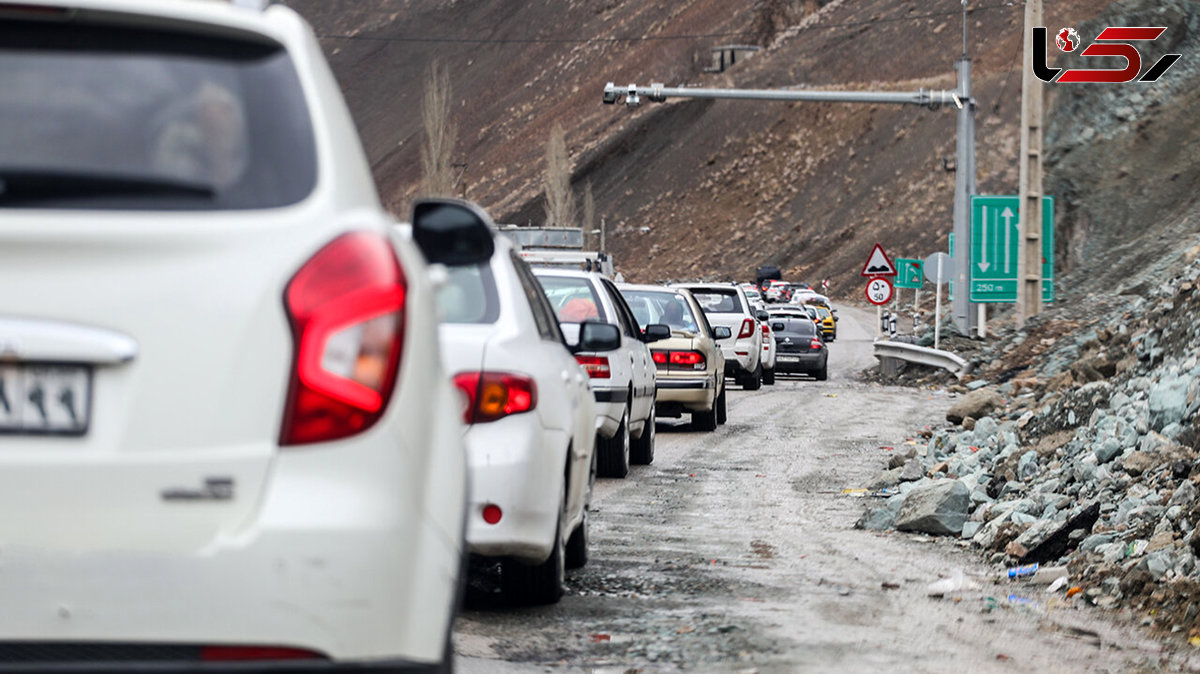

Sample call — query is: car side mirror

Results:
[832,310,839,322]
[410,198,495,266]
[574,321,621,353]
[712,326,732,340]
[642,323,671,342]
[755,309,769,322]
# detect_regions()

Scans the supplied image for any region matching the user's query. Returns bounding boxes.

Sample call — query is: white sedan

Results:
[428,200,603,605]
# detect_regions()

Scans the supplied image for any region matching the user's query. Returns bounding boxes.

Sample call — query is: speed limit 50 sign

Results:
[865,277,894,305]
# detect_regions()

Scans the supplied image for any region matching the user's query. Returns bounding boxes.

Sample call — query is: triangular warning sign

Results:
[860,243,897,277]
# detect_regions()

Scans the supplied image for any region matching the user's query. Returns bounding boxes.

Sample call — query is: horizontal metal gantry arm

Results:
[603,82,965,109]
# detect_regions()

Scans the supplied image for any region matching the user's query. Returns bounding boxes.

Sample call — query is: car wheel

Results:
[816,364,828,381]
[598,405,630,478]
[630,398,655,465]
[715,385,727,425]
[744,362,763,391]
[763,367,775,385]
[565,508,588,570]
[501,486,565,605]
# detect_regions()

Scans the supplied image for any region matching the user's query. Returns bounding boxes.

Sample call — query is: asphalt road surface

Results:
[455,306,1159,673]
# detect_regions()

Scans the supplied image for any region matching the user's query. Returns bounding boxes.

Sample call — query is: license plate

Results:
[0,363,92,435]
[779,356,800,362]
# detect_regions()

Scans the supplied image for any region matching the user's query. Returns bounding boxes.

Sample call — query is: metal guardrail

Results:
[873,340,968,379]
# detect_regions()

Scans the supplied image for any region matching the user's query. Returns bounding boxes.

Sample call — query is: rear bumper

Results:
[463,415,565,563]
[774,351,826,372]
[654,376,715,411]
[591,389,628,438]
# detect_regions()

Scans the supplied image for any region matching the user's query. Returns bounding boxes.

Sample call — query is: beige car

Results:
[619,285,730,431]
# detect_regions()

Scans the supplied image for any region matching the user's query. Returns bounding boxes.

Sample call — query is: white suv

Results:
[673,283,764,390]
[533,269,666,476]
[0,1,466,670]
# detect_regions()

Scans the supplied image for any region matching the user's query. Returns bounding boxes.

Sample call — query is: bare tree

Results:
[581,180,596,248]
[420,61,457,197]
[542,125,576,228]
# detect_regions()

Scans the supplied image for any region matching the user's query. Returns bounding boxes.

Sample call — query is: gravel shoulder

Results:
[455,307,1163,672]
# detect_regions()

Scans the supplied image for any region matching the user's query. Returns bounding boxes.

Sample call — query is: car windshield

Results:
[436,263,500,324]
[621,290,698,332]
[0,19,316,210]
[688,289,741,314]
[536,275,608,323]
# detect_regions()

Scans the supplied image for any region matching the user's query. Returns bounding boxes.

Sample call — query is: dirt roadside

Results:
[455,307,1168,672]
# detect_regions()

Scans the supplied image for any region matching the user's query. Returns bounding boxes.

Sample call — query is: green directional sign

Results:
[969,195,1054,303]
[894,258,923,289]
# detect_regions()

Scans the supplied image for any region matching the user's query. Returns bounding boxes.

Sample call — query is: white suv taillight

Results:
[280,232,407,446]
[737,318,754,339]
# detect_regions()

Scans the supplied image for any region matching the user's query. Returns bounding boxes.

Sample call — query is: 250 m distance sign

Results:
[865,277,893,305]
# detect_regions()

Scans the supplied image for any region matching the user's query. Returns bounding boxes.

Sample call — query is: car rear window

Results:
[536,275,608,323]
[772,318,817,337]
[621,290,699,332]
[0,18,316,210]
[687,289,742,314]
[436,264,500,324]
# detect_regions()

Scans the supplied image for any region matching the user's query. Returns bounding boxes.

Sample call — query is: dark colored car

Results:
[771,317,828,380]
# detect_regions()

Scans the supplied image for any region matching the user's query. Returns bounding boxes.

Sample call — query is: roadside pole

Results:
[1017,0,1045,327]
[934,256,944,350]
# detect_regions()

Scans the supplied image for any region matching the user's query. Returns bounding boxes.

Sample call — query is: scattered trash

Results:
[881,581,900,590]
[1190,635,1200,648]
[1007,594,1039,609]
[969,446,980,453]
[1046,576,1068,593]
[823,393,838,398]
[676,625,695,634]
[590,634,611,642]
[982,596,998,613]
[754,474,767,478]
[995,654,1010,661]
[1066,586,1083,598]
[878,446,894,451]
[1125,540,1149,558]
[841,488,869,496]
[1004,563,1068,585]
[927,568,967,597]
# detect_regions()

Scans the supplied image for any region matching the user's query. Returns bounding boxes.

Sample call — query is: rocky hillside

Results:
[285,0,1200,300]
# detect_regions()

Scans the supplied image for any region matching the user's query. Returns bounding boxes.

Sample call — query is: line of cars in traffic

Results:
[0,2,837,670]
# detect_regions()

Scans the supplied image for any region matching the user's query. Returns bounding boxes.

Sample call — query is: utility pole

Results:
[603,26,977,335]
[1016,0,1045,327]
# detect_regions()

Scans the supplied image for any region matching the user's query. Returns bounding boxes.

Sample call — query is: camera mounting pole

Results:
[602,57,977,335]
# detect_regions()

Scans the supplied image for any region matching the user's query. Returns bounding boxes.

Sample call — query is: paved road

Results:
[456,307,1156,672]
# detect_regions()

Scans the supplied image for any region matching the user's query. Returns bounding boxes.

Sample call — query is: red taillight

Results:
[669,351,705,368]
[280,233,406,446]
[453,372,537,424]
[575,355,611,379]
[651,351,668,365]
[761,324,770,336]
[201,646,325,662]
[738,319,754,339]
[810,338,823,350]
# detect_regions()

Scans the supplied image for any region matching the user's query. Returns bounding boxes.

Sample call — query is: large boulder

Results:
[895,480,970,536]
[946,389,1005,425]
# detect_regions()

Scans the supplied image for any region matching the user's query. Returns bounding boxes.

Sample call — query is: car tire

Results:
[630,400,655,465]
[763,367,775,385]
[565,508,588,570]
[816,364,828,381]
[501,488,566,605]
[715,386,727,425]
[744,362,763,391]
[598,405,630,478]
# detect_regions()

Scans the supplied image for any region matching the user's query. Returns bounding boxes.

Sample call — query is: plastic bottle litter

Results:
[1003,563,1068,585]
[927,568,967,596]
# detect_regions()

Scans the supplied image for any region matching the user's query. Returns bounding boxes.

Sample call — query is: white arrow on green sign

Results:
[969,195,1054,303]
[894,258,923,289]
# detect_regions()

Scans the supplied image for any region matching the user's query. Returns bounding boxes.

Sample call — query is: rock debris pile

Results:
[860,254,1200,638]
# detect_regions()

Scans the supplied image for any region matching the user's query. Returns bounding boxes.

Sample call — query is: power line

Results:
[315,3,1018,46]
